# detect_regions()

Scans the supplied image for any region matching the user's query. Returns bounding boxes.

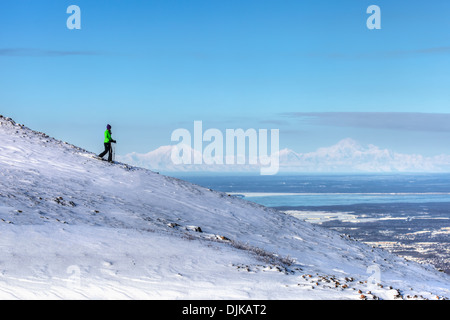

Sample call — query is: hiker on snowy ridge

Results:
[98,124,116,162]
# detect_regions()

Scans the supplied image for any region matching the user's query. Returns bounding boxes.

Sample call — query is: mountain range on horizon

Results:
[118,138,450,174]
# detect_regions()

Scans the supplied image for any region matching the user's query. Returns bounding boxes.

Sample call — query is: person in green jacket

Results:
[98,124,116,162]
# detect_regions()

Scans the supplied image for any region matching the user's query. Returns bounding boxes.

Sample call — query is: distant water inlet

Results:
[176,174,450,275]
[230,192,450,207]
[246,193,450,275]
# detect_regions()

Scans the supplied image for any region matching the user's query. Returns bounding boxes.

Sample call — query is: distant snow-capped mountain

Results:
[118,145,204,172]
[118,138,450,173]
[291,138,450,172]
[279,138,448,173]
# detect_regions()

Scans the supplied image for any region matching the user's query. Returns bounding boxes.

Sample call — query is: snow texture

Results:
[0,115,449,299]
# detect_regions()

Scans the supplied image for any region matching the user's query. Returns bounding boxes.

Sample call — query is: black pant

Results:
[99,142,112,161]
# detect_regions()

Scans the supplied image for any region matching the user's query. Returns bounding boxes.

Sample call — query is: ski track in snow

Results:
[0,116,450,299]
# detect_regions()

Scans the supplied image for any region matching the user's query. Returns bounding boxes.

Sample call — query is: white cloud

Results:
[282,112,450,133]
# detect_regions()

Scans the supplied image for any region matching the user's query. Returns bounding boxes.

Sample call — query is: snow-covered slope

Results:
[0,115,449,299]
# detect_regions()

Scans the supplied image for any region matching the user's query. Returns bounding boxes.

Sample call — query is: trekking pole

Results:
[112,143,115,162]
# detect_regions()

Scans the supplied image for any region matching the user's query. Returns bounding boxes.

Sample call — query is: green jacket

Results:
[104,129,112,143]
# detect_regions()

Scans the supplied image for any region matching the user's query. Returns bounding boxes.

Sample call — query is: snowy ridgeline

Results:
[118,138,450,174]
[0,115,449,299]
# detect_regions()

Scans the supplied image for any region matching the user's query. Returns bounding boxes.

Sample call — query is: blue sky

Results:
[1,0,449,156]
